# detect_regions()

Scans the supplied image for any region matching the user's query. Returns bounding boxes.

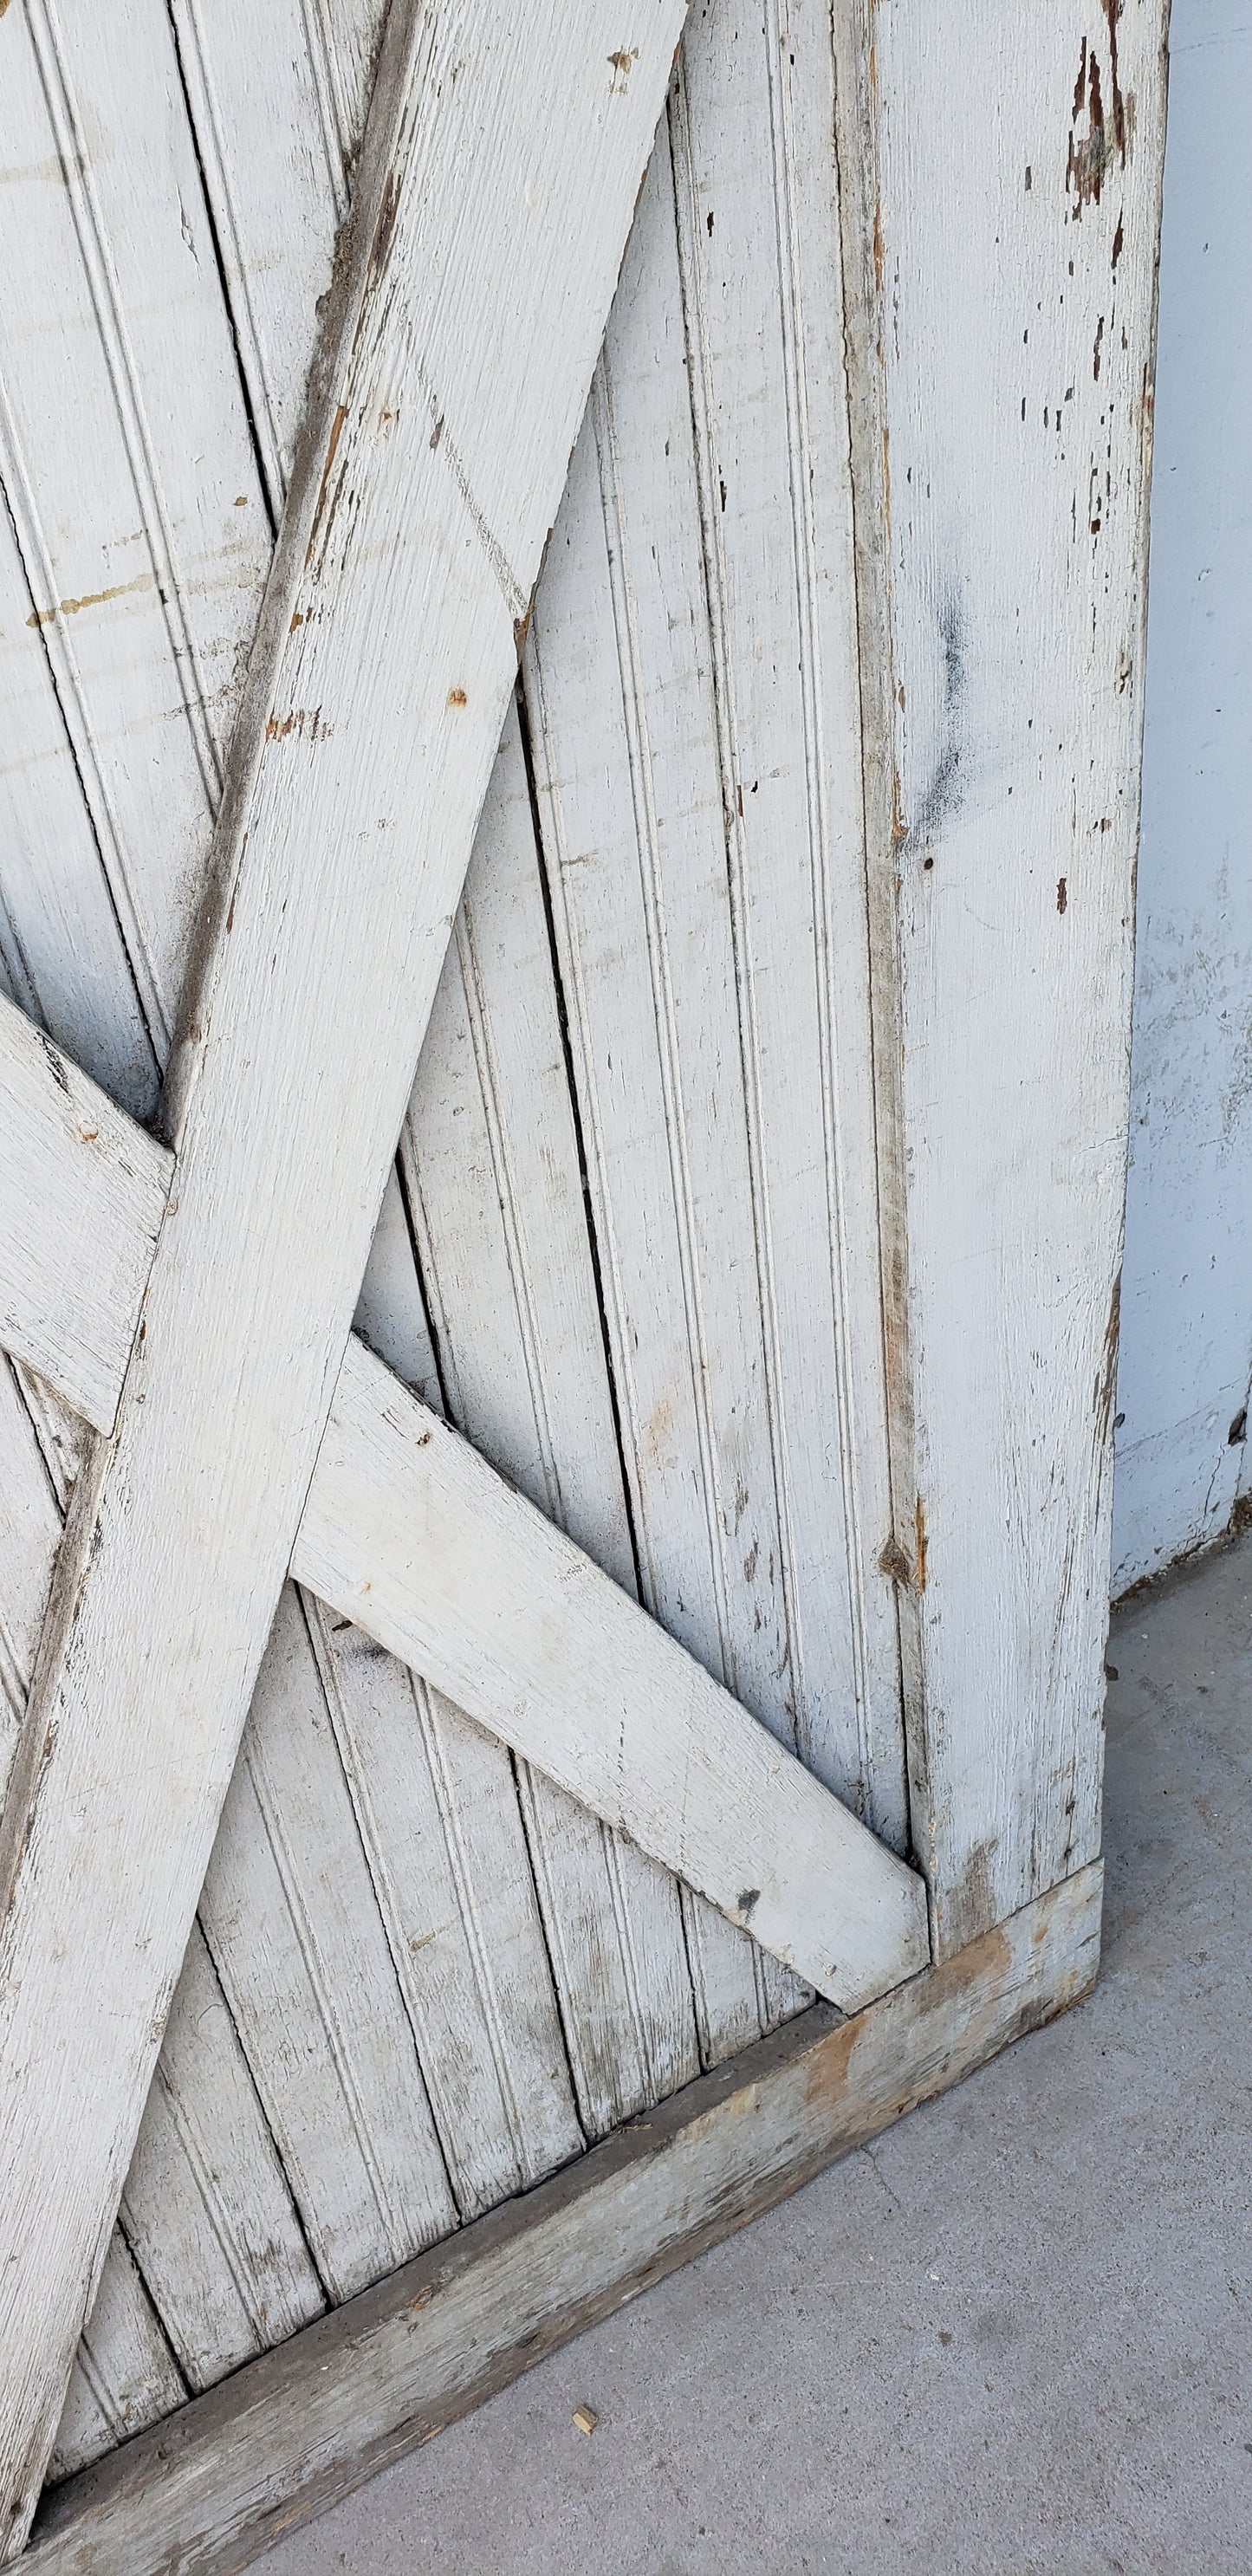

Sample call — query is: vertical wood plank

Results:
[523,0,905,2056]
[838,0,1168,1948]
[529,131,794,2063]
[165,0,385,507]
[116,1924,326,2391]
[197,1588,460,2298]
[392,701,702,2132]
[671,0,905,1846]
[0,0,272,1045]
[48,2242,185,2488]
[0,520,157,1123]
[304,1595,585,2210]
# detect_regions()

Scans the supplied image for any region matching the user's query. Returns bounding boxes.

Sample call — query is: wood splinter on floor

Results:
[572,2404,599,2437]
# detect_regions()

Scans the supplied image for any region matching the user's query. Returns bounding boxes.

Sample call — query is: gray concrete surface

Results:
[264,1534,1252,2575]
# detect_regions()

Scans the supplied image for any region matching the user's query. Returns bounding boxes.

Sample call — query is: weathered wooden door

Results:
[0,3,1166,2567]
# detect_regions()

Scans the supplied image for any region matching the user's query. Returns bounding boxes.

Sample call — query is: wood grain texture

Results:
[835,0,1169,1952]
[0,0,915,2241]
[295,1340,929,2012]
[0,3,689,2541]
[0,1003,347,2424]
[8,0,559,2417]
[28,1864,1102,2576]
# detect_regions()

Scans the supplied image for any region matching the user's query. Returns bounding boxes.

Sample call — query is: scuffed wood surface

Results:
[838,0,1168,1950]
[0,3,690,2541]
[30,1865,1102,2576]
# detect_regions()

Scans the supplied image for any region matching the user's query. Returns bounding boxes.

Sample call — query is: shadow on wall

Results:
[1113,0,1252,1593]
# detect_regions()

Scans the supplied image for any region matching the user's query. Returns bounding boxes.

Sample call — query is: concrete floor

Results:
[263,1532,1252,2576]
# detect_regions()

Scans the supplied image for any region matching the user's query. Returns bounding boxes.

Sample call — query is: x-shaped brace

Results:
[0,3,925,2547]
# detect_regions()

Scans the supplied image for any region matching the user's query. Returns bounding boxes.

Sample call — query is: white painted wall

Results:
[1113,0,1252,1590]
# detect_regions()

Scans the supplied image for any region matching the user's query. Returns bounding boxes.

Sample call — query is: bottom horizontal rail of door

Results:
[29,1861,1103,2576]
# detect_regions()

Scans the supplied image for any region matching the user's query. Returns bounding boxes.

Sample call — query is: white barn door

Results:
[0,0,1167,2564]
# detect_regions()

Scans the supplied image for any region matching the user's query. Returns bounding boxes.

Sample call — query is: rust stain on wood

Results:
[25,570,153,628]
[801,1917,1020,2121]
[802,2013,860,2112]
[912,1494,928,1592]
[264,707,330,743]
[941,1915,1012,1999]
